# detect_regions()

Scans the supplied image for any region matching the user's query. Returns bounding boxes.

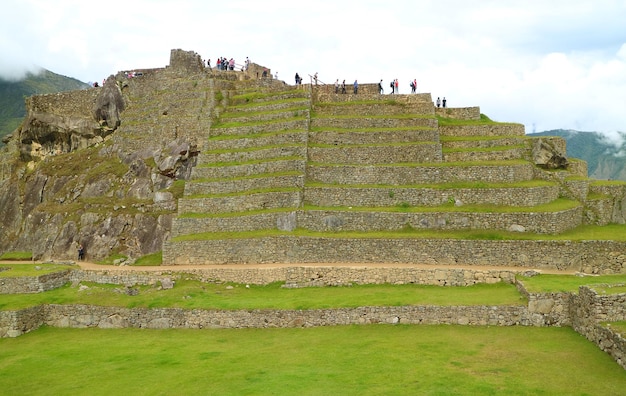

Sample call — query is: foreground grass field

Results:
[1,325,625,395]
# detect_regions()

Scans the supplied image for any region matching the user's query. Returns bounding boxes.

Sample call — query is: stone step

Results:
[206,131,308,151]
[226,98,311,113]
[439,124,525,137]
[306,162,535,185]
[296,206,582,234]
[230,91,310,105]
[172,204,581,235]
[210,118,308,137]
[185,174,304,196]
[163,236,590,266]
[192,159,306,180]
[309,129,439,145]
[218,108,309,124]
[442,147,527,162]
[441,137,528,149]
[313,102,435,117]
[303,183,560,207]
[178,190,303,214]
[311,117,437,130]
[198,145,307,164]
[308,143,442,164]
[172,210,296,235]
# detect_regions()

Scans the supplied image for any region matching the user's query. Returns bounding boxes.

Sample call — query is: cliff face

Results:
[0,50,210,262]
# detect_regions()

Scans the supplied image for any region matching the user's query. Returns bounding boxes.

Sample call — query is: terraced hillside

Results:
[163,80,626,267]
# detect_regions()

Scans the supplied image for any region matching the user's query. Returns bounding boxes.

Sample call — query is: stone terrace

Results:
[160,57,626,268]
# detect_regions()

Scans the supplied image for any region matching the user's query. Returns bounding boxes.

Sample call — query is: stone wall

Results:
[67,266,516,287]
[0,270,71,294]
[306,163,535,185]
[439,124,526,137]
[303,185,560,208]
[163,238,626,274]
[435,107,481,120]
[26,89,100,118]
[571,285,626,369]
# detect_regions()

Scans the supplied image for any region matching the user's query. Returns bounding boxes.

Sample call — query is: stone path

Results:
[1,260,580,275]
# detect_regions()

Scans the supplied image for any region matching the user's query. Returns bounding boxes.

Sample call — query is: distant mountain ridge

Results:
[0,69,89,143]
[528,129,626,181]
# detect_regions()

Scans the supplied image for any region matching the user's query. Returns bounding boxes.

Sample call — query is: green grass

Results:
[1,325,624,395]
[0,263,75,278]
[0,281,523,311]
[132,252,162,266]
[518,273,626,293]
[608,321,626,336]
[0,251,32,260]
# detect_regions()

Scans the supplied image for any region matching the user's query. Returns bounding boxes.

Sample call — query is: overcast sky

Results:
[2,0,625,137]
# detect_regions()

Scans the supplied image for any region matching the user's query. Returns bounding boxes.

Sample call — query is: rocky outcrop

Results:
[93,75,125,130]
[532,137,569,169]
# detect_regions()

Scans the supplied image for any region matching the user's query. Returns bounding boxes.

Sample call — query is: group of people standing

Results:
[436,97,447,108]
[208,56,251,72]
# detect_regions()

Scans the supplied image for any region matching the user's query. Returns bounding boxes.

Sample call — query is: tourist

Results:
[413,79,417,93]
[341,80,346,94]
[207,59,211,69]
[378,79,383,94]
[389,80,394,94]
[395,79,399,94]
[295,73,301,85]
[443,97,447,108]
[335,79,339,94]
[353,80,358,94]
[77,243,85,261]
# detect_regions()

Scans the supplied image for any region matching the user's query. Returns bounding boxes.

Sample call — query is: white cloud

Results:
[1,0,625,134]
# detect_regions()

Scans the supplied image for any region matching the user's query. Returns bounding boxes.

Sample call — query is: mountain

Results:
[528,129,626,181]
[0,69,90,144]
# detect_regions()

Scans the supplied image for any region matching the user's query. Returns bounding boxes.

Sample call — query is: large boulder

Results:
[93,75,125,130]
[532,138,569,169]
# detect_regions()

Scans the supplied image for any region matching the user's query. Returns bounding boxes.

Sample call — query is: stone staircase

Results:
[162,82,590,265]
[172,88,311,237]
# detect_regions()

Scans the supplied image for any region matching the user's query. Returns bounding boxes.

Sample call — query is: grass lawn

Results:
[0,263,75,278]
[0,281,524,310]
[519,273,626,293]
[0,325,624,395]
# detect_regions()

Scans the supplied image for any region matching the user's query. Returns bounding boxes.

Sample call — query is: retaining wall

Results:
[163,238,626,274]
[0,270,72,294]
